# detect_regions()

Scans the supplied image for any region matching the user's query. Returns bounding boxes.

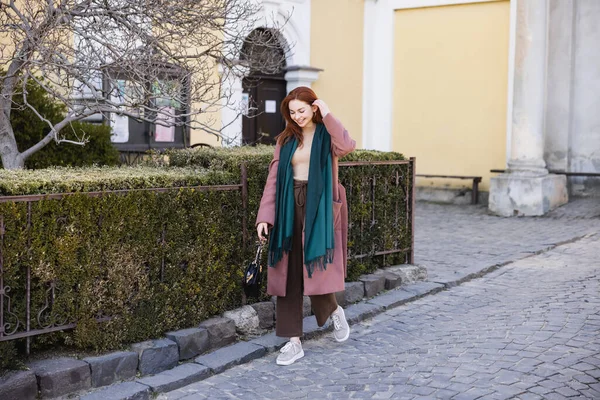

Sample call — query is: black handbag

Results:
[243,243,264,298]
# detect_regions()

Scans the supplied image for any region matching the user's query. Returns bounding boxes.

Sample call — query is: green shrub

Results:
[166,146,412,281]
[0,147,412,367]
[9,74,120,169]
[0,166,244,360]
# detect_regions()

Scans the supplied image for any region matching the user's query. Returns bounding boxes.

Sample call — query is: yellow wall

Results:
[310,0,364,149]
[393,1,510,190]
[189,63,223,148]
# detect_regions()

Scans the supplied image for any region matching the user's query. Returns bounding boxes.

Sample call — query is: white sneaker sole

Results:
[333,308,350,342]
[276,349,305,366]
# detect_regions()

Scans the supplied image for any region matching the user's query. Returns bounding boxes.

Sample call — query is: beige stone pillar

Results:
[489,0,568,216]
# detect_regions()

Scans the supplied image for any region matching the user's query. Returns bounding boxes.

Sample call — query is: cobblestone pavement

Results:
[162,231,600,399]
[415,197,600,285]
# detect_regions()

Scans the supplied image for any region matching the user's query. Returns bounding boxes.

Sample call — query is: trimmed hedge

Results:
[0,166,236,195]
[0,166,243,362]
[0,147,412,367]
[165,146,412,280]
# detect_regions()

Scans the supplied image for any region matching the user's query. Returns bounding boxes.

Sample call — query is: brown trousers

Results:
[275,180,338,338]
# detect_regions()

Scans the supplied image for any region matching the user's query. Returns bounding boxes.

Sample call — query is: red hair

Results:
[277,86,323,146]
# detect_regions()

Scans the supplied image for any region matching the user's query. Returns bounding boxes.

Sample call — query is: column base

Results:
[489,173,568,217]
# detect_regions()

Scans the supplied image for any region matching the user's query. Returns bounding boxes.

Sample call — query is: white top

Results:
[291,132,314,181]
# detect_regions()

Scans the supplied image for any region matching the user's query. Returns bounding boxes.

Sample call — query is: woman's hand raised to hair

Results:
[313,99,330,118]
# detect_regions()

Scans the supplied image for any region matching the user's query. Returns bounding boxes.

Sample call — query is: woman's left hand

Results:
[313,99,330,118]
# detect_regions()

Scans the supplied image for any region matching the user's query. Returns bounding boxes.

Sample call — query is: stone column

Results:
[284,66,322,93]
[489,0,567,217]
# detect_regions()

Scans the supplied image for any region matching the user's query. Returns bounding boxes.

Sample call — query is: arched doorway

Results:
[241,28,287,145]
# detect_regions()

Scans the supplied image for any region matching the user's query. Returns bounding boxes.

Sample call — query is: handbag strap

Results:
[254,243,263,265]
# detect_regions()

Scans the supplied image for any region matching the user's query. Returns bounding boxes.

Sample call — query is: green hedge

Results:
[0,166,243,364]
[166,146,412,280]
[0,148,412,368]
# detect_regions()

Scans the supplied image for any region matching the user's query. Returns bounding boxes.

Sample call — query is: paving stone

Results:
[194,342,266,374]
[198,317,236,350]
[84,351,138,388]
[165,328,210,360]
[80,381,151,400]
[0,370,37,400]
[250,301,275,329]
[366,288,415,310]
[358,274,386,298]
[343,302,384,324]
[131,339,178,376]
[248,331,288,352]
[303,314,329,339]
[303,296,312,317]
[136,363,210,393]
[400,281,444,298]
[157,205,600,400]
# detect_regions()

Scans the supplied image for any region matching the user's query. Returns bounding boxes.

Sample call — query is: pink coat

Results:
[256,113,356,296]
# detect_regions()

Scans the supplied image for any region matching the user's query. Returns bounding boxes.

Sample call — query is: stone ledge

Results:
[194,342,266,374]
[0,370,37,400]
[335,281,364,307]
[80,381,151,400]
[165,328,209,361]
[359,274,387,298]
[131,339,178,376]
[302,315,330,340]
[250,301,275,329]
[136,363,210,393]
[366,288,415,310]
[223,306,260,336]
[401,281,445,298]
[83,351,138,388]
[28,357,91,399]
[249,332,288,352]
[198,317,236,350]
[344,302,385,324]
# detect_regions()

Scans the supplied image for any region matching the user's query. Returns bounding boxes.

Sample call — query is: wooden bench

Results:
[415,174,482,205]
[491,169,600,177]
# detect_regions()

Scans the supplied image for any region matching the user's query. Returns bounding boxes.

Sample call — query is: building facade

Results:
[192,0,600,215]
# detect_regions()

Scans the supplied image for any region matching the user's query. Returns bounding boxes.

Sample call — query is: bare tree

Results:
[0,0,287,169]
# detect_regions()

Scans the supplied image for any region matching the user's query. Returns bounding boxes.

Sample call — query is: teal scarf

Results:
[268,123,335,277]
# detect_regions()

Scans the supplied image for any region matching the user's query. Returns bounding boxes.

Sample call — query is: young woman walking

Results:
[256,86,356,366]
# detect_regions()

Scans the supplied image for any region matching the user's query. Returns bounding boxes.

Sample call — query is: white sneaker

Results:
[331,306,350,342]
[276,341,304,366]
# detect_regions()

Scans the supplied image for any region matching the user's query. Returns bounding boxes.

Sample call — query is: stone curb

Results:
[79,381,151,400]
[194,342,266,374]
[26,265,434,400]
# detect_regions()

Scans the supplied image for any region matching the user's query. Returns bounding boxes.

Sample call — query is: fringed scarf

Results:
[268,123,334,278]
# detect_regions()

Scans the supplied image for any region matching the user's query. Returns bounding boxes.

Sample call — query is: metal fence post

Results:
[241,163,248,252]
[409,157,416,264]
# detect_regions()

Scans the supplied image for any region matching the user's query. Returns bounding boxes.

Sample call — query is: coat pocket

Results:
[333,199,343,230]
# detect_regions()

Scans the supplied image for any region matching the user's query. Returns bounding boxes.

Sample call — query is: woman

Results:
[256,86,356,366]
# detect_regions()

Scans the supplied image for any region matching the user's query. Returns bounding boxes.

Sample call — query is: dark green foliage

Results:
[0,148,412,371]
[0,167,243,364]
[166,146,412,281]
[0,342,22,372]
[9,74,119,169]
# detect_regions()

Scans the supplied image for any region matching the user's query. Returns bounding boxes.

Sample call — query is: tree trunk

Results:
[0,114,25,169]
